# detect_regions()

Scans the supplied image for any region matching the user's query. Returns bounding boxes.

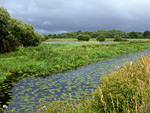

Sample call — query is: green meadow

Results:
[1,40,150,83]
[1,40,150,113]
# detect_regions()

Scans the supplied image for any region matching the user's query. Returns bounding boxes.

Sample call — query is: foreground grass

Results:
[34,54,150,113]
[1,41,150,83]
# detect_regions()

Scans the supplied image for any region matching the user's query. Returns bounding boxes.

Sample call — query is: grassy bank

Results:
[34,54,150,113]
[1,41,150,83]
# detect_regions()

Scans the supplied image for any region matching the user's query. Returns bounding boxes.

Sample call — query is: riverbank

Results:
[34,53,150,113]
[1,41,150,83]
[1,40,150,112]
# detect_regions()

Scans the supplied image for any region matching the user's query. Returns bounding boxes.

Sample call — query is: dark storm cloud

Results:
[0,0,150,34]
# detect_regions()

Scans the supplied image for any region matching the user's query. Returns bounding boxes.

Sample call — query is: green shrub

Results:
[96,34,106,41]
[77,34,90,41]
[114,35,123,41]
[0,37,19,53]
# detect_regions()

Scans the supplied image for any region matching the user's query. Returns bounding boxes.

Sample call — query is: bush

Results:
[77,34,90,41]
[114,35,123,41]
[96,34,106,41]
[0,37,19,53]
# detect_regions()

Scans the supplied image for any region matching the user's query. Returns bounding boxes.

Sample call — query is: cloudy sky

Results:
[0,0,150,34]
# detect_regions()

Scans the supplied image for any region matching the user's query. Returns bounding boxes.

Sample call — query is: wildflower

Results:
[3,105,8,109]
[43,105,46,108]
[130,61,133,65]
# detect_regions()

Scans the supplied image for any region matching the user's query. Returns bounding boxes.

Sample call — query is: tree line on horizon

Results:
[48,30,150,39]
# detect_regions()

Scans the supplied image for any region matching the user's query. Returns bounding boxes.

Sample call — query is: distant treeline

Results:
[0,7,49,53]
[48,30,150,39]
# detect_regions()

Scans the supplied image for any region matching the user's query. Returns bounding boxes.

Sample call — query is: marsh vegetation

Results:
[0,6,150,113]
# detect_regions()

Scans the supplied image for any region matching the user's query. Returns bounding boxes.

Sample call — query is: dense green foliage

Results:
[96,34,106,41]
[1,40,150,112]
[48,30,150,40]
[77,34,90,41]
[143,31,150,38]
[1,41,150,83]
[0,7,19,53]
[49,30,126,39]
[114,35,123,41]
[0,7,48,53]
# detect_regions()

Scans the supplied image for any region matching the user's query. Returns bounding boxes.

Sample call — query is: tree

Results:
[48,34,52,38]
[77,30,82,35]
[52,34,57,39]
[22,22,40,46]
[10,18,24,42]
[128,32,139,39]
[114,35,123,41]
[77,34,90,41]
[143,31,150,38]
[0,7,19,53]
[96,34,106,41]
[0,7,10,38]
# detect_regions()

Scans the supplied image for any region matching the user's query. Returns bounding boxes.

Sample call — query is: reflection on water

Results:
[47,41,114,43]
[2,50,150,113]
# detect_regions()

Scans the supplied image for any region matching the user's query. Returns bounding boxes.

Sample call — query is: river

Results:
[2,50,150,113]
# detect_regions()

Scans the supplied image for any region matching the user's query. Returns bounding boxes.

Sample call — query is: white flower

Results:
[43,105,46,108]
[130,61,133,65]
[3,105,8,109]
[115,65,119,69]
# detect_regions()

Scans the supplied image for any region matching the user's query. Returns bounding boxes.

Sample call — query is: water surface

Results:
[47,41,114,43]
[3,50,150,113]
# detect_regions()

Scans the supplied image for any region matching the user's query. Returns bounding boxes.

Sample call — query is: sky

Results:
[0,0,150,34]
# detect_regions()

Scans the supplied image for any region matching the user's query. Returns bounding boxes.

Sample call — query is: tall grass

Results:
[34,54,150,113]
[1,41,150,83]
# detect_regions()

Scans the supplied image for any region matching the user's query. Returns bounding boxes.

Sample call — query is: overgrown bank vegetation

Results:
[0,7,48,53]
[33,54,150,113]
[1,41,150,83]
[1,6,150,113]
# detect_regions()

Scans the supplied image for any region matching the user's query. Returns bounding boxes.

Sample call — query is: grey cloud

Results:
[0,0,150,34]
[41,21,52,26]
